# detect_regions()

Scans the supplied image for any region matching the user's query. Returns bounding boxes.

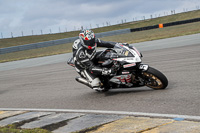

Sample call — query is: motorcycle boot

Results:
[89,77,104,91]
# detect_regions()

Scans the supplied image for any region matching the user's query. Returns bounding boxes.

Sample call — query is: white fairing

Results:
[110,74,132,85]
[113,45,142,63]
[110,45,143,85]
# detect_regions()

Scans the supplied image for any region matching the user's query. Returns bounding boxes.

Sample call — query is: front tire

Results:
[143,67,168,89]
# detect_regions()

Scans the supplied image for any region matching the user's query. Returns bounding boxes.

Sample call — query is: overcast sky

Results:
[0,0,200,38]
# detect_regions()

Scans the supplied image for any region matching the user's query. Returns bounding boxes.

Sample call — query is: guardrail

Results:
[0,29,131,54]
[0,36,78,54]
[0,17,200,54]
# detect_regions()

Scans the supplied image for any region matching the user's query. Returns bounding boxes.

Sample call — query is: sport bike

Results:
[68,43,168,92]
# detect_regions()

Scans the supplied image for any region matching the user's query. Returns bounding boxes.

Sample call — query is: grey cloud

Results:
[0,0,200,38]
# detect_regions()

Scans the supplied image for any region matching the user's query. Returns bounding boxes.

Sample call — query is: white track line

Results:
[1,108,200,121]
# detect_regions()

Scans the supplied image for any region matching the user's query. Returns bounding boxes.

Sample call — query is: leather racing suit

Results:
[72,38,117,89]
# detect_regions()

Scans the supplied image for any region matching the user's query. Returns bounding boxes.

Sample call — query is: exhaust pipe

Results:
[75,77,92,88]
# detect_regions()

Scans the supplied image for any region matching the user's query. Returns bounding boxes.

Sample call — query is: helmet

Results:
[79,29,96,50]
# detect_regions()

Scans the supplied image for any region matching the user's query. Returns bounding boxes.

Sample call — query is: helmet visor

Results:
[84,38,95,47]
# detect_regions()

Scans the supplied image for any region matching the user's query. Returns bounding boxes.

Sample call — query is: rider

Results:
[72,29,128,91]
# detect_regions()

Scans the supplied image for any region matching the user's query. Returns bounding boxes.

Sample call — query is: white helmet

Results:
[79,29,96,50]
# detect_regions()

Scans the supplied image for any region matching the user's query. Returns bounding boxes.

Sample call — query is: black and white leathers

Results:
[72,38,116,89]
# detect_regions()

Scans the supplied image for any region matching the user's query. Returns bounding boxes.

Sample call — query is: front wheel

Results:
[142,67,168,90]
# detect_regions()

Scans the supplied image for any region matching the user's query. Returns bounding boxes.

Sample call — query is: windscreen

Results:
[113,44,134,57]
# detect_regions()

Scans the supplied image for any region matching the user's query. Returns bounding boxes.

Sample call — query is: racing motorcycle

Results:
[68,43,168,92]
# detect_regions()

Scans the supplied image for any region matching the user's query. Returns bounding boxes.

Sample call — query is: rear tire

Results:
[95,77,111,92]
[95,88,109,92]
[143,67,168,89]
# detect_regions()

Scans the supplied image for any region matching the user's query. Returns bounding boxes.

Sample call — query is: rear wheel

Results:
[142,67,168,89]
[95,88,109,92]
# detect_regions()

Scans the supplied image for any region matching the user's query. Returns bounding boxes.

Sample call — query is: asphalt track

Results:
[0,33,200,117]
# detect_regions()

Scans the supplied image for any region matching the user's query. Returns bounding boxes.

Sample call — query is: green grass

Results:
[101,21,200,44]
[0,10,200,48]
[0,10,200,63]
[0,124,51,133]
[1,21,200,63]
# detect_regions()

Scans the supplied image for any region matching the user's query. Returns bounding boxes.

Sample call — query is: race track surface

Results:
[0,34,200,116]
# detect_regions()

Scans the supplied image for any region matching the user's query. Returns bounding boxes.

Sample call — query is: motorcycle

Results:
[68,43,168,92]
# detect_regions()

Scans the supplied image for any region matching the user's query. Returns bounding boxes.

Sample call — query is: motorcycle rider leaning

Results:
[72,29,128,91]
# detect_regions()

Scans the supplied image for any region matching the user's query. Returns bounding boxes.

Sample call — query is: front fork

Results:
[131,64,149,86]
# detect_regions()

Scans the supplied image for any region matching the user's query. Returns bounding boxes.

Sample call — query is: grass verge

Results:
[101,21,200,44]
[0,124,51,133]
[1,21,200,63]
[0,10,200,48]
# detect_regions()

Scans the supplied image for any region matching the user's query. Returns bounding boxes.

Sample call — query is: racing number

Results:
[139,64,149,71]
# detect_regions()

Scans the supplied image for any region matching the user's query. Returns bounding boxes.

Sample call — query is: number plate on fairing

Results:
[139,64,149,71]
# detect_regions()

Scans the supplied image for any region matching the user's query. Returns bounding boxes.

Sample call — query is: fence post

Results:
[11,32,13,38]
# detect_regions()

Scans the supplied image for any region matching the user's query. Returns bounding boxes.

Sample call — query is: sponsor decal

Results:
[122,71,130,74]
[79,51,86,58]
[113,57,135,61]
[123,63,136,68]
[73,39,80,49]
[116,74,131,83]
[125,51,129,56]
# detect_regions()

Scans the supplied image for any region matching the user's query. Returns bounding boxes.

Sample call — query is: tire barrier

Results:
[130,17,200,32]
[130,25,159,32]
[163,17,200,27]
